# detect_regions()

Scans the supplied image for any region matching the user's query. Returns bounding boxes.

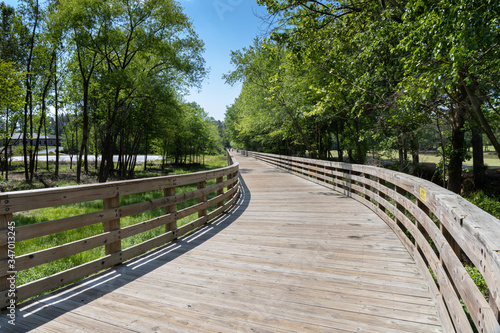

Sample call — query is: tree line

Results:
[224,0,500,193]
[0,0,224,184]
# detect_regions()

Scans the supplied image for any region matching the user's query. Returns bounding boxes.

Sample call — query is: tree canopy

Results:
[225,0,500,193]
[0,0,225,183]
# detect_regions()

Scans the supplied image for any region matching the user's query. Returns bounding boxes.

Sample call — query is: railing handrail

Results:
[0,151,240,307]
[246,151,500,333]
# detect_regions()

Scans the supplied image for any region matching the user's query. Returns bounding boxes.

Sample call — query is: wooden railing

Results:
[246,151,500,333]
[0,151,239,307]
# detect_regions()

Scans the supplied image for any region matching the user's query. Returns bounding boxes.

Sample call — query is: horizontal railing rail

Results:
[0,151,240,307]
[246,151,500,333]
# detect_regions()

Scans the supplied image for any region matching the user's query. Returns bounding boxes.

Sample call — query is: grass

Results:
[361,149,500,168]
[10,154,229,291]
[325,147,499,167]
[418,151,500,168]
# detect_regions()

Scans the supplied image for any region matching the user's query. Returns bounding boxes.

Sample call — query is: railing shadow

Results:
[0,175,251,332]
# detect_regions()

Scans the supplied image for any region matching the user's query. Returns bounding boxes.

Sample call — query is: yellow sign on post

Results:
[420,187,427,204]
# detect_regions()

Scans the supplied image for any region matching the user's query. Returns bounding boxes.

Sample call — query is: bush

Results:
[463,190,500,219]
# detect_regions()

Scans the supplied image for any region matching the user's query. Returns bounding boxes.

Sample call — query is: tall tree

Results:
[0,59,24,180]
[399,0,500,191]
[19,0,42,183]
[54,0,105,183]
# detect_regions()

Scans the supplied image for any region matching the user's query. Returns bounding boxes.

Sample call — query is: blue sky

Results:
[180,0,268,120]
[2,0,268,121]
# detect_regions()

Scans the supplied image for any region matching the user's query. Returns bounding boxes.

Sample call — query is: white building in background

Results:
[1,133,58,149]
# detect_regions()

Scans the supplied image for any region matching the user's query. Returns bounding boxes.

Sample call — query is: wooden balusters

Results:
[0,213,12,308]
[103,196,122,256]
[416,199,430,250]
[216,177,224,208]
[395,186,406,233]
[378,178,386,211]
[198,181,207,218]
[164,186,177,238]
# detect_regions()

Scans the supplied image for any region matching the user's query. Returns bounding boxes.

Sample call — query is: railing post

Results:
[347,169,352,197]
[234,170,239,197]
[1,213,13,309]
[395,186,406,232]
[378,179,386,210]
[216,177,224,208]
[417,200,430,248]
[229,167,239,202]
[164,186,177,238]
[441,224,461,259]
[198,181,207,218]
[359,173,367,199]
[226,171,234,202]
[103,196,122,256]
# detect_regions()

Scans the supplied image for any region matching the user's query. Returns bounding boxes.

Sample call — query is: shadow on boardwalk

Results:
[0,177,251,332]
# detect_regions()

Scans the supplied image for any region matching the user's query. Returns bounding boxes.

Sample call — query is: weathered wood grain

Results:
[0,154,444,332]
[249,151,500,333]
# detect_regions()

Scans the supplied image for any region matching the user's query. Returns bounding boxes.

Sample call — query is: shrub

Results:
[464,190,500,220]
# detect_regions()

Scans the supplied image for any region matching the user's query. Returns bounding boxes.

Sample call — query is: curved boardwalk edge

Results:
[246,151,500,333]
[0,153,445,332]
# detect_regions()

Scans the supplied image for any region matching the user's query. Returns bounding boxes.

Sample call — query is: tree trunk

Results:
[98,130,116,182]
[23,0,39,183]
[98,105,115,182]
[471,125,485,188]
[410,132,420,173]
[4,110,15,181]
[447,95,467,194]
[94,126,99,170]
[55,59,59,177]
[44,116,49,171]
[354,118,364,164]
[144,136,148,171]
[23,76,31,182]
[461,74,500,159]
[397,130,404,172]
[335,123,343,162]
[31,68,53,181]
[77,81,89,184]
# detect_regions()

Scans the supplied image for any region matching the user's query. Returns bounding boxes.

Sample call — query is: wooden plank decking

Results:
[0,154,444,332]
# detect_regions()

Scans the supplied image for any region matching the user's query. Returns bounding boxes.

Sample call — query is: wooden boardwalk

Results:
[1,155,444,332]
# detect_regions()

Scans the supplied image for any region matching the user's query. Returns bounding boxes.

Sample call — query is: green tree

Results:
[1,1,27,64]
[246,0,500,194]
[398,0,500,192]
[49,0,206,182]
[225,40,318,156]
[0,59,24,180]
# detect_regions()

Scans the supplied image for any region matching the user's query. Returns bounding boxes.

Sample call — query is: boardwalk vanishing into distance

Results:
[1,153,445,332]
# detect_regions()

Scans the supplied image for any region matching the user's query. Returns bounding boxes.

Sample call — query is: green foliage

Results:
[151,101,223,166]
[1,0,213,183]
[465,265,489,299]
[227,0,500,194]
[0,59,24,110]
[464,191,500,220]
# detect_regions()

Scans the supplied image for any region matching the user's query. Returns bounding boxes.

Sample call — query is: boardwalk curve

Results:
[1,154,443,332]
